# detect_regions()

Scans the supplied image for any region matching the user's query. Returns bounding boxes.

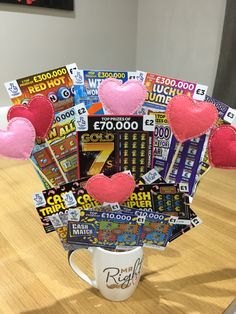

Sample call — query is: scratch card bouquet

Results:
[2,64,236,301]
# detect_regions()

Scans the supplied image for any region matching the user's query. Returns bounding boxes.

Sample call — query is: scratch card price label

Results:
[103,202,121,212]
[74,102,88,117]
[191,216,203,226]
[169,207,202,242]
[179,183,189,193]
[143,115,155,131]
[224,108,236,125]
[193,84,208,101]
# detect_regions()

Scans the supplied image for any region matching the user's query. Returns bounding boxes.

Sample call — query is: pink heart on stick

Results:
[7,95,54,139]
[0,117,36,160]
[98,78,147,115]
[208,125,236,169]
[85,172,136,204]
[166,95,218,142]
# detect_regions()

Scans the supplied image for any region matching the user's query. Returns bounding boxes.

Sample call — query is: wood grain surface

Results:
[0,159,235,314]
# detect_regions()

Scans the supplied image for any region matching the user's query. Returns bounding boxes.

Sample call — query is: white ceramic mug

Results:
[68,247,144,301]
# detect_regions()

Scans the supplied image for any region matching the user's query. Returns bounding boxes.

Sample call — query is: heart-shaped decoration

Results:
[0,117,36,160]
[7,95,54,139]
[166,95,218,142]
[208,125,236,169]
[85,172,136,204]
[98,78,147,115]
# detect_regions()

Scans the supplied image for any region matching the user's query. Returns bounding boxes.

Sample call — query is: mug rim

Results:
[94,246,142,255]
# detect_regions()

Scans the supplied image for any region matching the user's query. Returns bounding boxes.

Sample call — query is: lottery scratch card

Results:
[67,209,144,249]
[77,115,155,180]
[31,105,79,187]
[170,96,236,195]
[33,177,96,233]
[74,85,104,114]
[205,95,236,123]
[30,141,66,188]
[120,206,175,250]
[150,111,174,173]
[74,69,136,111]
[197,95,236,178]
[45,103,88,183]
[33,169,166,233]
[123,183,191,224]
[151,111,208,195]
[169,207,202,242]
[138,211,174,250]
[136,71,208,113]
[32,102,89,188]
[5,63,80,112]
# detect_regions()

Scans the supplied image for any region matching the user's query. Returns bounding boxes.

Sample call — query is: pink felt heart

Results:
[166,95,218,142]
[208,125,236,169]
[0,117,36,160]
[7,95,54,139]
[85,172,136,204]
[98,78,147,115]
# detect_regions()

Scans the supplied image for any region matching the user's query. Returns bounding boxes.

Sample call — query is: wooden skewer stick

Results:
[201,166,212,178]
[45,139,69,184]
[165,142,182,182]
[29,158,54,188]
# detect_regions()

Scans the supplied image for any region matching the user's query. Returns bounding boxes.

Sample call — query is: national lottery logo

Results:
[49,214,62,228]
[68,209,80,221]
[33,192,46,207]
[76,115,87,131]
[66,64,84,85]
[136,72,144,82]
[136,107,146,115]
[62,191,77,208]
[73,71,83,84]
[5,80,22,98]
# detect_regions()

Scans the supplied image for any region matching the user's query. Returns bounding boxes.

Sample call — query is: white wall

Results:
[136,0,226,96]
[0,0,226,127]
[0,0,138,108]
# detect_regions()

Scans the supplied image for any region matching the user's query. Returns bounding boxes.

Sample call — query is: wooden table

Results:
[0,159,235,313]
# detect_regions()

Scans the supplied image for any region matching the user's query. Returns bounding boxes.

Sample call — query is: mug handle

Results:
[68,247,97,288]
